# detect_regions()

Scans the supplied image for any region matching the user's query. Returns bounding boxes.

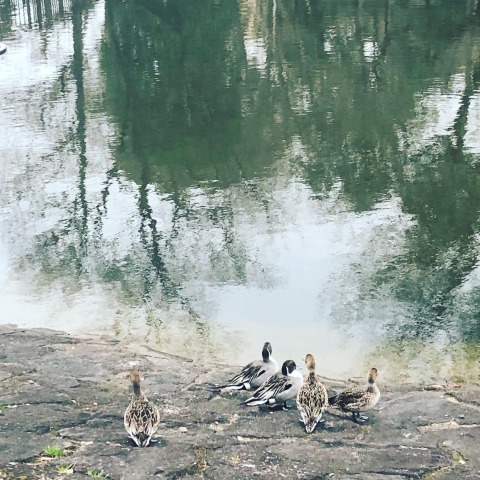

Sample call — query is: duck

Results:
[328,367,380,423]
[296,354,328,433]
[242,359,303,409]
[210,342,278,391]
[124,367,160,447]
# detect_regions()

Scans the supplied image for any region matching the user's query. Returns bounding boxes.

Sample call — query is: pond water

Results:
[1,0,480,383]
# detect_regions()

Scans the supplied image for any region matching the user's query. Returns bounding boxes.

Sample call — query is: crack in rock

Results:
[418,420,480,433]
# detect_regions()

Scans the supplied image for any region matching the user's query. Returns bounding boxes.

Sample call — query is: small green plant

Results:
[0,403,9,412]
[87,468,107,478]
[44,445,65,458]
[56,463,75,473]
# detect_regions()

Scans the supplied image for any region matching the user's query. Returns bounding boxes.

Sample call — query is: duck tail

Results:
[206,382,223,390]
[204,383,224,392]
[208,382,244,392]
[225,384,246,391]
[241,396,265,407]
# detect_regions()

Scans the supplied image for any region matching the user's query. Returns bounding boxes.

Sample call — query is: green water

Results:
[1,0,480,382]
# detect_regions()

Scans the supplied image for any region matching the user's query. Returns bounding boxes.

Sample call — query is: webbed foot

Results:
[352,412,366,424]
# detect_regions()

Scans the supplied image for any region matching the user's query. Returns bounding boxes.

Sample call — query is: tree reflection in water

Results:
[0,0,480,377]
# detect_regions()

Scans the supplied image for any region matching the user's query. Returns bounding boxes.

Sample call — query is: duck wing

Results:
[211,361,266,390]
[329,385,367,408]
[298,380,328,412]
[243,374,291,406]
[124,400,160,447]
[229,361,266,386]
[297,377,327,422]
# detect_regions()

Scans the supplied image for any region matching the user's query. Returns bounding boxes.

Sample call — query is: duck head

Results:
[262,342,273,361]
[304,354,316,372]
[368,367,378,384]
[130,366,142,396]
[281,359,297,376]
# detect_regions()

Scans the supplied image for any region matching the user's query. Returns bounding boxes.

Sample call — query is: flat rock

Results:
[1,325,479,479]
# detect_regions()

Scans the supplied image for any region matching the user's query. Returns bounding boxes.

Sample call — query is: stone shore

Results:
[1,324,480,479]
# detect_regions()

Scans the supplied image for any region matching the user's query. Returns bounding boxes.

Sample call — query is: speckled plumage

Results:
[124,367,160,447]
[296,354,328,433]
[329,367,380,423]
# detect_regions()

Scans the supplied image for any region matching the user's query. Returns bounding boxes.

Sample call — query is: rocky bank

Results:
[0,324,479,480]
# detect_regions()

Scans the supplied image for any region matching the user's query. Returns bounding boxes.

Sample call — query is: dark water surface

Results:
[1,0,480,382]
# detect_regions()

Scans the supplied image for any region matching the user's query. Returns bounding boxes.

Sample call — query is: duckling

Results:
[328,367,380,423]
[296,354,328,433]
[211,342,278,391]
[124,367,160,447]
[242,360,303,409]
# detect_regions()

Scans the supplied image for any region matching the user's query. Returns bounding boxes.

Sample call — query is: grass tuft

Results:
[44,445,65,458]
[56,463,75,473]
[87,468,108,478]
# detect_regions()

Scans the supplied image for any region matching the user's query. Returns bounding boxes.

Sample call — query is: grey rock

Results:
[0,324,479,479]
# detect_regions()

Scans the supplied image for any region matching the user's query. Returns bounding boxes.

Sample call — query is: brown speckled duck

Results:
[328,367,380,423]
[124,367,160,447]
[296,354,328,433]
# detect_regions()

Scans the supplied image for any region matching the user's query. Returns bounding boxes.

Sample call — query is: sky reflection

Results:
[1,0,480,383]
